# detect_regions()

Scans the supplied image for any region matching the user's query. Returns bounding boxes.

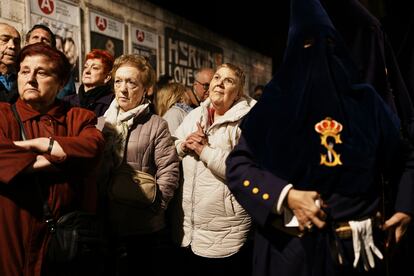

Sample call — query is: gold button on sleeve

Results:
[243,180,250,187]
[262,193,270,200]
[252,187,259,194]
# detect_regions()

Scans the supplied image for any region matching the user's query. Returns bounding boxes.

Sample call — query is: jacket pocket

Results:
[223,188,236,216]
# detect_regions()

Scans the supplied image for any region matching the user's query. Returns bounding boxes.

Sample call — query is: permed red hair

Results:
[85,49,114,75]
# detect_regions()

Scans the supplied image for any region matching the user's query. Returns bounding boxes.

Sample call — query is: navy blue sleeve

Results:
[225,135,288,226]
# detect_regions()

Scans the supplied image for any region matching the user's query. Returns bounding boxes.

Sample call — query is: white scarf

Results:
[104,98,149,129]
[103,98,150,167]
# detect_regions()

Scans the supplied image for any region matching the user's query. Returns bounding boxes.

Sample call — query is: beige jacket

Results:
[98,108,180,236]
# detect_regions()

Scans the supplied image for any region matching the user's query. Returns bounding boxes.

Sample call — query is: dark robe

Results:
[0,99,104,276]
[63,84,114,117]
[397,13,414,100]
[225,0,414,275]
[322,2,414,274]
[322,0,414,138]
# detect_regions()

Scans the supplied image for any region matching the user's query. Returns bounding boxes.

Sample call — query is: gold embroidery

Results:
[315,117,343,167]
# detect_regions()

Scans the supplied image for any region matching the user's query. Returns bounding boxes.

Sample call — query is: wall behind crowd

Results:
[0,0,272,96]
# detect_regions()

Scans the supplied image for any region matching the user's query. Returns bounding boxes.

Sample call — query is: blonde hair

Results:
[155,82,187,116]
[111,54,156,90]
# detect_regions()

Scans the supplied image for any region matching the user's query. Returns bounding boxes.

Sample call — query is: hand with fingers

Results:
[383,211,412,248]
[184,122,208,156]
[286,188,327,232]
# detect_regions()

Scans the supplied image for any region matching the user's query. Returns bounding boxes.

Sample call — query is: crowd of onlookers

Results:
[2,0,414,273]
[0,22,259,276]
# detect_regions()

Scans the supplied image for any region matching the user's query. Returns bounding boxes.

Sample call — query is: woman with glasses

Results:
[97,54,180,276]
[172,63,256,276]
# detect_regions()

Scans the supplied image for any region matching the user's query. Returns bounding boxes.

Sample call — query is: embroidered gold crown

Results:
[314,117,343,135]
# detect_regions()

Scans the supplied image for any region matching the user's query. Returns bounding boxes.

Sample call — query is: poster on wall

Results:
[1,0,25,32]
[130,25,158,76]
[29,0,81,82]
[164,27,223,86]
[90,11,124,58]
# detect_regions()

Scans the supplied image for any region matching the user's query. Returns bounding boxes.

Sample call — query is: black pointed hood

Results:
[240,0,397,194]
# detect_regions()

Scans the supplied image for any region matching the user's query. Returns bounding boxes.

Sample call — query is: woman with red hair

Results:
[64,49,114,116]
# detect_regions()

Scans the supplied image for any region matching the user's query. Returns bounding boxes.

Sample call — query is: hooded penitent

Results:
[321,0,414,139]
[241,0,401,220]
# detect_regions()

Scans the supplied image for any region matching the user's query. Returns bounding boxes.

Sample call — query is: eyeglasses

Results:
[194,79,210,91]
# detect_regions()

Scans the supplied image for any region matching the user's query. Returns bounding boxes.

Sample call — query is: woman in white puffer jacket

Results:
[172,63,256,276]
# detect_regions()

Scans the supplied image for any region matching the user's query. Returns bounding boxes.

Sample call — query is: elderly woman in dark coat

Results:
[63,49,114,116]
[0,43,104,276]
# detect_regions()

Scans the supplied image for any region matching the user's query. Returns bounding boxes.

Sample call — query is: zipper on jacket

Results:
[190,160,199,243]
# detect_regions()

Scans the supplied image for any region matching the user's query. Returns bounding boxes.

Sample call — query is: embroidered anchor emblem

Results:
[314,117,343,167]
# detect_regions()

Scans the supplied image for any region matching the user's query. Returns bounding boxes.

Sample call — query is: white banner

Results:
[131,26,157,49]
[90,11,124,40]
[30,0,80,26]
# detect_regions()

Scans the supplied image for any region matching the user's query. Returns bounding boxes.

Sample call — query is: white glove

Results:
[349,218,383,271]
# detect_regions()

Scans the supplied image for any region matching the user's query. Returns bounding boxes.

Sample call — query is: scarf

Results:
[103,98,150,168]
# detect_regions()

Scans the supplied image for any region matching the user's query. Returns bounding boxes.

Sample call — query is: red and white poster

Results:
[130,25,158,75]
[90,11,124,58]
[29,0,81,82]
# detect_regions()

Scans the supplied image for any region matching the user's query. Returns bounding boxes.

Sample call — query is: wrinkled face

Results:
[27,28,53,46]
[0,24,21,69]
[209,67,241,115]
[114,65,146,112]
[192,69,214,104]
[82,58,109,91]
[18,55,61,108]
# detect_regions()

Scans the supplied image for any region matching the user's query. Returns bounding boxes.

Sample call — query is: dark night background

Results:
[145,2,414,274]
[147,0,414,74]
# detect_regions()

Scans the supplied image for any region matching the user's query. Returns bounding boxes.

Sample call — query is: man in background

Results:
[24,24,75,100]
[0,22,21,103]
[189,67,214,107]
[25,24,56,47]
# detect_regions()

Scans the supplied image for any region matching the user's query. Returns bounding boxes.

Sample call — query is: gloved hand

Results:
[349,218,383,271]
